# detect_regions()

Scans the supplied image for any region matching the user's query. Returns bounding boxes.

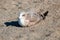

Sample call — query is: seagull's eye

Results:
[22,14,25,16]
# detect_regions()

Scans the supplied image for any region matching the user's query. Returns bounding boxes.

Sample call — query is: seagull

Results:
[18,10,44,27]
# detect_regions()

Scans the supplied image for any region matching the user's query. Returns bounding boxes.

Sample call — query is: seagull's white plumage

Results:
[18,11,43,27]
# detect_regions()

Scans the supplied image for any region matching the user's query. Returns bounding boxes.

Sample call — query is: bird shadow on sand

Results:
[4,21,23,27]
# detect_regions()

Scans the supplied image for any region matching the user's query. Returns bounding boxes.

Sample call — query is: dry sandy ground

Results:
[0,0,60,40]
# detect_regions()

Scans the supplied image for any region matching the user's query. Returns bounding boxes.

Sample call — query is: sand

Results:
[0,0,60,40]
